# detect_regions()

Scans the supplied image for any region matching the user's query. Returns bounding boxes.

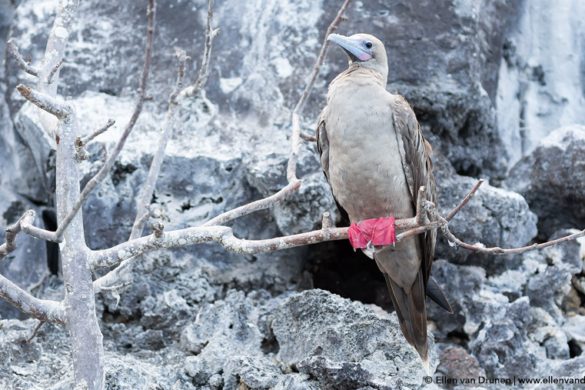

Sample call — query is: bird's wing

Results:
[317,111,350,225]
[390,95,436,285]
[316,113,329,180]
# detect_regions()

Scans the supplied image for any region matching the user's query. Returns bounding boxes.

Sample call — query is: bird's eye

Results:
[365,41,373,49]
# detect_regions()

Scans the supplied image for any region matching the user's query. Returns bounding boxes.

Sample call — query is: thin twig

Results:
[446,179,484,221]
[81,119,115,145]
[52,0,156,241]
[26,321,46,343]
[129,49,188,240]
[286,0,352,182]
[177,0,218,100]
[46,58,65,85]
[6,40,39,77]
[321,212,333,229]
[202,180,301,226]
[442,221,585,255]
[300,132,317,142]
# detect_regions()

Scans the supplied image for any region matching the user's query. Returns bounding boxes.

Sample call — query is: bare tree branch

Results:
[130,49,188,240]
[46,58,65,85]
[20,217,59,243]
[300,132,317,142]
[16,84,71,119]
[446,179,484,221]
[0,210,36,259]
[37,0,79,96]
[93,256,136,293]
[52,0,156,241]
[94,178,585,272]
[91,184,447,268]
[0,274,65,324]
[176,0,218,100]
[0,209,58,253]
[6,40,39,77]
[81,119,116,145]
[203,180,301,226]
[26,321,46,343]
[286,0,352,182]
[441,221,585,255]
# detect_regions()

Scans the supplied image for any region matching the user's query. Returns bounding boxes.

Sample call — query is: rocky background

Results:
[1,0,585,388]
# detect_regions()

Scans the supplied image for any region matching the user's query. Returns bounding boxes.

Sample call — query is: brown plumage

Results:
[317,33,449,366]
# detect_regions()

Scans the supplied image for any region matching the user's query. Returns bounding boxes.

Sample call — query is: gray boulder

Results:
[272,289,433,389]
[469,297,543,378]
[506,125,585,238]
[523,230,582,319]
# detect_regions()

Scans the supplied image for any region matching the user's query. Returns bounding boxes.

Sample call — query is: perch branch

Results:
[129,49,188,240]
[93,179,585,272]
[6,40,39,76]
[91,182,455,268]
[52,0,156,241]
[286,0,352,182]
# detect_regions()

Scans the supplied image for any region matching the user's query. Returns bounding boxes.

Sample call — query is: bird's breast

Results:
[325,83,413,222]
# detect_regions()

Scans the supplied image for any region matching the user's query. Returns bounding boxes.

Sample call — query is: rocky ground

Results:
[1,0,585,389]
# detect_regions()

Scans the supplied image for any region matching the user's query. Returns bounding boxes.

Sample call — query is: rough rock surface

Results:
[1,0,585,389]
[272,290,433,389]
[434,153,538,270]
[0,289,429,389]
[506,125,585,238]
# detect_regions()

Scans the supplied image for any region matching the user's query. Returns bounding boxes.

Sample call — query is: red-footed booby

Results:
[317,33,451,368]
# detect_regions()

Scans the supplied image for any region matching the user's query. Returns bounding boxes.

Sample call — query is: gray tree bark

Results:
[56,112,104,388]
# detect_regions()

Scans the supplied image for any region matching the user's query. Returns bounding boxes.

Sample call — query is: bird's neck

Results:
[346,62,388,86]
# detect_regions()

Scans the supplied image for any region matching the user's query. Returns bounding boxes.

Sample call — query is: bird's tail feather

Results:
[426,276,453,313]
[383,271,428,362]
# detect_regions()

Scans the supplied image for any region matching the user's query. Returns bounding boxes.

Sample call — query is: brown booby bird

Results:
[316,33,451,367]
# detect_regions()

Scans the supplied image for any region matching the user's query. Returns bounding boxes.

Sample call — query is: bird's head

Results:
[327,33,388,82]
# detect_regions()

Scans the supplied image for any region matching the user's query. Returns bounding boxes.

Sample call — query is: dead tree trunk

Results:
[56,110,104,388]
